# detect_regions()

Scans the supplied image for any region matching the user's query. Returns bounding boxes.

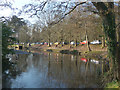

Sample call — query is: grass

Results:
[87,51,105,54]
[105,80,119,88]
[81,51,105,56]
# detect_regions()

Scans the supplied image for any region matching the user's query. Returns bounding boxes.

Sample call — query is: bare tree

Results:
[21,1,119,80]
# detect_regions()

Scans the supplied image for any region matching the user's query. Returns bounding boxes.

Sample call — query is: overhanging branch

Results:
[49,2,86,26]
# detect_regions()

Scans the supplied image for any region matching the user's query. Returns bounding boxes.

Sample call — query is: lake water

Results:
[3,50,104,88]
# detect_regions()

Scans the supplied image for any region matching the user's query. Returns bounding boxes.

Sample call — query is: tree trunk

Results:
[116,1,120,81]
[101,25,105,48]
[69,31,71,48]
[102,36,105,48]
[103,16,116,71]
[75,38,77,47]
[92,2,120,81]
[48,38,51,47]
[48,30,51,47]
[61,29,63,47]
[93,2,116,71]
[92,3,119,81]
[85,30,91,51]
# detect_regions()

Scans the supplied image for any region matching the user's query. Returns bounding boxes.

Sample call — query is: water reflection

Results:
[80,58,88,63]
[4,51,105,88]
[91,59,99,64]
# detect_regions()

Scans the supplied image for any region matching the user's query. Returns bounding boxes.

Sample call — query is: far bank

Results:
[30,44,108,59]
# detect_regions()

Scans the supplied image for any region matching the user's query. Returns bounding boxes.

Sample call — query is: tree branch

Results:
[116,23,120,28]
[49,2,86,26]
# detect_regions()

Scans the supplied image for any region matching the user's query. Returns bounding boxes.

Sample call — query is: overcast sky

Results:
[0,0,119,24]
[0,0,37,24]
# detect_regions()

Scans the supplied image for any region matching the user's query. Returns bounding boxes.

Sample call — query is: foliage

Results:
[2,21,16,73]
[8,15,26,32]
[2,22,15,56]
[46,49,53,52]
[60,50,70,54]
[8,15,27,43]
[70,50,79,55]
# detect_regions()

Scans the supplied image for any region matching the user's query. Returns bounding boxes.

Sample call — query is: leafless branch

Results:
[49,2,86,26]
[116,23,120,28]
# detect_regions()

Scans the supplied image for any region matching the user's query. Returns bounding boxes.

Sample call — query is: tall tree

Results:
[93,3,118,76]
[8,15,26,43]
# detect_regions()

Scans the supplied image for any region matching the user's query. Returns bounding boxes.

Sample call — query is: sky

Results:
[0,0,119,24]
[0,0,37,24]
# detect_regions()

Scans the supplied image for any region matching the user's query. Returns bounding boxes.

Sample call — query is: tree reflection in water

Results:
[3,51,106,88]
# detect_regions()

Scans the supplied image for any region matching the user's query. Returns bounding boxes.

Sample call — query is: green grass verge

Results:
[105,80,119,88]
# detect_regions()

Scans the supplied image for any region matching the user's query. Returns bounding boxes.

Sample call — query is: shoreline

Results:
[30,44,108,60]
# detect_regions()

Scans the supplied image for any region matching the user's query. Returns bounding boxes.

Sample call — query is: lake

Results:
[3,50,106,88]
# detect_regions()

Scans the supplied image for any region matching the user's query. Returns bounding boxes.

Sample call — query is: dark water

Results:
[3,50,104,88]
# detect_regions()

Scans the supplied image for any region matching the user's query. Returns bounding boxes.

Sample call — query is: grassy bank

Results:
[105,80,119,88]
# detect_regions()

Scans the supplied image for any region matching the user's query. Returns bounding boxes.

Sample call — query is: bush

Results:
[70,50,79,55]
[46,49,53,52]
[60,50,70,54]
